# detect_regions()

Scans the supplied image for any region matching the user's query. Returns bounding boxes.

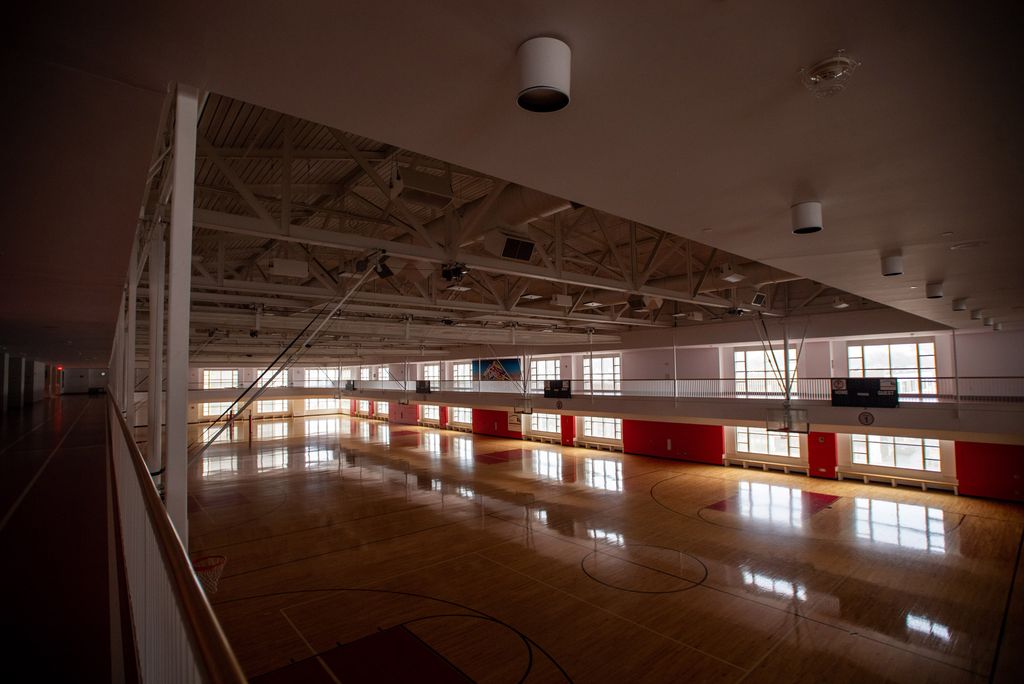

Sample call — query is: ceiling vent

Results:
[483,231,536,262]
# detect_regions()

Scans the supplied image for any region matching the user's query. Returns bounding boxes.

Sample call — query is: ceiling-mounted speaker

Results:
[881,253,904,277]
[517,36,571,112]
[791,201,823,234]
[925,282,944,299]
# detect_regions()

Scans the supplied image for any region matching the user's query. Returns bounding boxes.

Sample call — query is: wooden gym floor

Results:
[187,415,1024,683]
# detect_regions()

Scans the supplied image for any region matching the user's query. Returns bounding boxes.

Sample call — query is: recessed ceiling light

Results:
[582,301,603,308]
[950,240,987,251]
[832,297,849,309]
[940,231,954,237]
[519,293,544,301]
[801,50,860,97]
[909,285,918,289]
[446,285,471,292]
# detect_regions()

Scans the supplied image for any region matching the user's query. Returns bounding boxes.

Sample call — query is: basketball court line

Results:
[278,610,340,684]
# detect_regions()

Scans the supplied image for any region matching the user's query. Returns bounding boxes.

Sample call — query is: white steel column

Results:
[147,225,166,473]
[124,235,138,416]
[165,85,198,540]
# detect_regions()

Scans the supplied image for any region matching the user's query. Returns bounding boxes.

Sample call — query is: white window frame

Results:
[374,401,389,415]
[203,369,238,390]
[452,362,473,391]
[257,369,289,388]
[851,434,941,473]
[202,401,234,418]
[356,400,370,414]
[583,355,620,396]
[733,348,796,398]
[847,341,937,397]
[529,358,560,393]
[304,397,340,411]
[256,399,289,414]
[582,416,622,441]
[735,427,801,459]
[530,412,561,435]
[359,367,371,381]
[423,364,441,391]
[420,404,440,422]
[449,406,472,425]
[306,367,339,388]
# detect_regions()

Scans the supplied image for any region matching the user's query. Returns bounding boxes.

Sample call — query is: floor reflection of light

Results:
[422,432,441,458]
[340,418,353,435]
[258,448,288,472]
[854,499,946,553]
[587,527,625,546]
[202,425,238,444]
[584,458,623,492]
[305,446,336,465]
[737,482,803,528]
[256,421,289,440]
[533,509,549,525]
[358,422,371,439]
[453,436,473,467]
[202,455,237,477]
[455,485,475,499]
[740,566,807,601]
[431,478,443,492]
[305,418,339,436]
[532,450,562,481]
[906,613,952,641]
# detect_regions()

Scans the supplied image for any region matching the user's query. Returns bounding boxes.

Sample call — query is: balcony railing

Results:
[107,393,246,682]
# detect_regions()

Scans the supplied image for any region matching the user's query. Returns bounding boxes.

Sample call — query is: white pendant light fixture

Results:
[925,282,944,299]
[791,201,823,234]
[881,252,903,277]
[951,298,967,311]
[983,317,995,326]
[517,37,571,112]
[970,309,983,320]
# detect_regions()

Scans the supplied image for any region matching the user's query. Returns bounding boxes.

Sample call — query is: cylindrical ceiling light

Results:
[881,253,903,277]
[925,282,944,299]
[983,317,995,326]
[791,201,823,234]
[970,309,983,320]
[517,36,571,112]
[951,298,967,311]
[993,323,1003,331]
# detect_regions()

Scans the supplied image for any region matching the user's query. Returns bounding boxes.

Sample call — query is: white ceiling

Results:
[6,1,1023,362]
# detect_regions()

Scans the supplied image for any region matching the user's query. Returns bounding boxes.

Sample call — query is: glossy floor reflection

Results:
[188,415,1024,682]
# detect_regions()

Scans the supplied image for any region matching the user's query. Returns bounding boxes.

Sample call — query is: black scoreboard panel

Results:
[343,380,356,391]
[831,378,899,408]
[415,380,432,394]
[544,379,572,399]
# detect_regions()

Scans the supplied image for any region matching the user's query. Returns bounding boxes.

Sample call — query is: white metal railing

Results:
[107,393,246,683]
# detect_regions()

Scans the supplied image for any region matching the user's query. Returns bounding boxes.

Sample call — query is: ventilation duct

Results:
[483,231,536,261]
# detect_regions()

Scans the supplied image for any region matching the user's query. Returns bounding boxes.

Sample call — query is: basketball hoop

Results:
[192,555,227,594]
[766,407,809,434]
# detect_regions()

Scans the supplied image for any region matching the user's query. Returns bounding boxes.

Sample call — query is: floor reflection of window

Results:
[736,482,803,528]
[587,528,625,546]
[257,421,289,440]
[533,509,549,525]
[358,422,371,439]
[202,455,237,477]
[376,424,390,445]
[854,499,946,553]
[455,485,475,499]
[906,614,951,641]
[431,478,444,492]
[202,425,236,444]
[532,450,562,480]
[453,436,473,466]
[258,447,288,472]
[305,446,335,465]
[305,418,339,436]
[584,458,623,492]
[740,566,807,601]
[422,432,441,457]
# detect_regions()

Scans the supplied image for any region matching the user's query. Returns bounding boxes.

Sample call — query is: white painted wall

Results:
[953,330,1024,377]
[675,347,720,379]
[621,348,673,379]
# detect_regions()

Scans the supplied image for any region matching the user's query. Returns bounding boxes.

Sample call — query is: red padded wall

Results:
[388,402,419,425]
[955,441,1024,501]
[439,405,449,428]
[621,419,723,464]
[807,432,838,479]
[471,408,522,439]
[560,415,576,446]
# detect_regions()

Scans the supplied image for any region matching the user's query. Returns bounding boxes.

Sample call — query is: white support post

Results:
[165,85,198,541]
[124,235,138,417]
[148,225,166,473]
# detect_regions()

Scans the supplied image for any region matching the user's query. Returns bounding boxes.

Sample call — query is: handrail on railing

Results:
[107,392,246,683]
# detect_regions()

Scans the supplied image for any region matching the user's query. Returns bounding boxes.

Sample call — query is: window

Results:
[341,367,353,381]
[357,400,370,414]
[257,399,289,414]
[359,367,371,381]
[421,404,440,421]
[377,366,390,381]
[530,412,561,434]
[423,364,441,390]
[529,358,560,393]
[203,369,237,389]
[452,363,472,390]
[202,401,233,418]
[257,369,289,387]
[449,406,472,424]
[583,355,620,395]
[734,348,796,397]
[583,416,622,441]
[848,341,936,396]
[851,434,941,472]
[374,401,389,415]
[304,397,339,411]
[306,368,338,388]
[736,427,801,458]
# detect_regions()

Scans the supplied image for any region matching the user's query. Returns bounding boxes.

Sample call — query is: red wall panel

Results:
[621,420,723,464]
[471,408,522,439]
[560,414,576,447]
[955,441,1024,501]
[388,402,419,425]
[807,432,837,479]
[439,405,448,428]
